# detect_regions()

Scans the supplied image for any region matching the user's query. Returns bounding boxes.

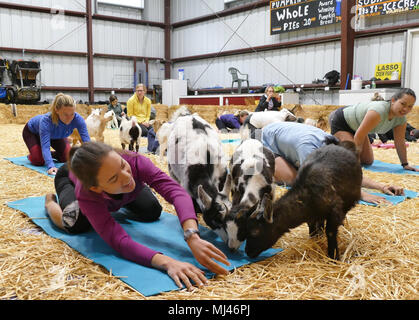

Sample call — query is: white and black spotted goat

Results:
[119,115,142,152]
[166,114,232,237]
[240,109,303,140]
[235,139,362,260]
[223,139,276,250]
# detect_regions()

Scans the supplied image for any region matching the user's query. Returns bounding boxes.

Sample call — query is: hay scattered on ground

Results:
[0,107,418,300]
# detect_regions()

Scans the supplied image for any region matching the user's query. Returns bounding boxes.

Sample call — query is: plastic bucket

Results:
[351,79,362,90]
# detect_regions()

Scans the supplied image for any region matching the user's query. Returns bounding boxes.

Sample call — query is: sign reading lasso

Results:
[374,62,402,80]
[270,0,342,35]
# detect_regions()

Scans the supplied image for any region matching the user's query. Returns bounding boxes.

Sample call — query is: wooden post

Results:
[164,0,171,79]
[86,0,94,103]
[341,0,355,90]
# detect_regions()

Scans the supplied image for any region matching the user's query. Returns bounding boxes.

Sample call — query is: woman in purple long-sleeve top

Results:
[215,110,249,132]
[44,142,230,291]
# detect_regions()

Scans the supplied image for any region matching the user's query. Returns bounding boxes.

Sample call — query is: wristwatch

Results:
[183,228,200,242]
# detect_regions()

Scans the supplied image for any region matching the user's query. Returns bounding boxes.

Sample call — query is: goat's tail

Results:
[323,135,340,146]
[338,140,359,157]
[324,136,359,157]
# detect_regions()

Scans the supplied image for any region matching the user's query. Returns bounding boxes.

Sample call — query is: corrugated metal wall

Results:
[1,1,419,105]
[172,5,340,58]
[354,33,405,81]
[0,9,87,52]
[171,3,419,105]
[171,0,224,23]
[0,0,165,103]
[1,0,86,11]
[175,40,341,87]
[92,21,164,58]
[172,3,341,94]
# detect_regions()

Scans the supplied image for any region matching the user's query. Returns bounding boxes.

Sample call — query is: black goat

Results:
[239,140,362,260]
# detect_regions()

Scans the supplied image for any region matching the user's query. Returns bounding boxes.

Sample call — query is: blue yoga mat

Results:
[221,138,241,145]
[359,189,418,206]
[276,184,417,207]
[7,196,282,297]
[4,156,64,177]
[362,160,419,175]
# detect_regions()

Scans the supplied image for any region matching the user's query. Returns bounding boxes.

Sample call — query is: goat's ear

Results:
[197,185,212,210]
[148,119,155,126]
[262,195,273,224]
[232,190,241,206]
[236,208,248,220]
[249,194,273,223]
[221,173,232,196]
[285,113,297,122]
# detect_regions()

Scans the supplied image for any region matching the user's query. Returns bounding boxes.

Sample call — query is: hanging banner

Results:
[356,0,419,17]
[270,0,342,35]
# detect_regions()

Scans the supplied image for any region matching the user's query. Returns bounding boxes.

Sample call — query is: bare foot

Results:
[45,193,57,207]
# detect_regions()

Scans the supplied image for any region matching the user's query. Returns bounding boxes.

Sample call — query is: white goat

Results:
[156,105,193,159]
[106,112,119,129]
[85,109,114,142]
[304,116,328,131]
[241,109,299,140]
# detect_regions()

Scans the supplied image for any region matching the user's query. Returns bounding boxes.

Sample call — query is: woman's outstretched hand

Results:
[187,234,230,275]
[151,254,208,291]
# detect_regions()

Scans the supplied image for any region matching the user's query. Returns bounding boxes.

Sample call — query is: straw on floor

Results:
[0,107,418,300]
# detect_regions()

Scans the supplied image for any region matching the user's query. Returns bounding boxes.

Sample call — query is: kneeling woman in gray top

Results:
[329,88,417,172]
[262,121,405,205]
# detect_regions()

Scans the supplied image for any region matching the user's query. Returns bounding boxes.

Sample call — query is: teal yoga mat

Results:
[4,156,64,176]
[276,184,417,207]
[221,138,241,145]
[362,160,418,175]
[359,189,418,206]
[7,196,282,297]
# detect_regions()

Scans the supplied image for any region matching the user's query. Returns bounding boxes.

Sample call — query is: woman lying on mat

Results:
[44,141,230,291]
[215,110,249,132]
[22,93,90,175]
[262,121,404,205]
[329,88,418,172]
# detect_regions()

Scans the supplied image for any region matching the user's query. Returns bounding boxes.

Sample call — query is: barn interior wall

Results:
[1,1,418,104]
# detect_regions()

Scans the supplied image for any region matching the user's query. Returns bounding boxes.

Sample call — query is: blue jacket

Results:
[27,112,90,169]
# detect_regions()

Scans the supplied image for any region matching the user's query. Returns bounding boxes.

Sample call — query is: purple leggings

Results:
[22,123,71,166]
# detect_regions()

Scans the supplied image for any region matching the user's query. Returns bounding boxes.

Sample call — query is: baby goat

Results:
[167,114,232,238]
[225,139,275,250]
[156,105,193,159]
[241,109,301,140]
[85,108,115,142]
[119,115,141,152]
[236,140,362,260]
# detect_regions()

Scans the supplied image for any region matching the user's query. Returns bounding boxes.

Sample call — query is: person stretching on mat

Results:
[329,88,418,172]
[261,121,404,205]
[22,93,90,175]
[44,141,230,291]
